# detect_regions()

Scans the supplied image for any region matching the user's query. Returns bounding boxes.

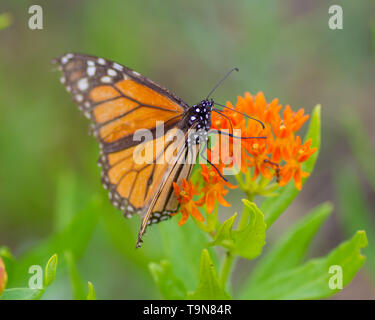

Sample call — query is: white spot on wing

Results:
[113,63,123,71]
[61,53,73,64]
[77,78,89,91]
[75,94,83,102]
[101,76,112,83]
[107,69,117,76]
[87,66,96,76]
[98,58,106,65]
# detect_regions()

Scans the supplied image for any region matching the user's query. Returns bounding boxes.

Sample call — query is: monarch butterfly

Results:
[53,53,264,248]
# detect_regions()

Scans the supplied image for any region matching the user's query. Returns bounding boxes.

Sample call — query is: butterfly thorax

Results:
[184,98,213,145]
[187,98,213,130]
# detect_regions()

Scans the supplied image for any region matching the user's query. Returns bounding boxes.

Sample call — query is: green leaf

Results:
[341,111,375,191]
[43,254,58,287]
[232,200,266,260]
[208,213,237,248]
[0,246,13,260]
[0,13,12,31]
[102,206,162,274]
[262,104,321,228]
[8,196,101,287]
[0,288,44,300]
[240,231,368,299]
[149,260,187,300]
[64,251,87,300]
[335,166,375,281]
[54,170,80,232]
[240,202,332,296]
[158,216,218,291]
[188,249,231,300]
[86,282,96,300]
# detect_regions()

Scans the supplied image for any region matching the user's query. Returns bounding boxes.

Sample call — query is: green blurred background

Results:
[1,0,374,299]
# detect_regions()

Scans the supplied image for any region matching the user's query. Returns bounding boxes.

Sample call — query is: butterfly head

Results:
[188,98,214,131]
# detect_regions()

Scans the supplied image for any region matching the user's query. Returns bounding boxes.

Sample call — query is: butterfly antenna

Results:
[214,102,265,129]
[206,67,239,99]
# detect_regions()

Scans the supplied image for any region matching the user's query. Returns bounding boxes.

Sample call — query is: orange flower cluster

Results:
[211,92,316,190]
[172,164,236,226]
[173,92,316,226]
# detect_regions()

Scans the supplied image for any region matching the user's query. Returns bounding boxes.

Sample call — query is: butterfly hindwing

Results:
[98,127,188,218]
[145,143,198,225]
[135,129,199,247]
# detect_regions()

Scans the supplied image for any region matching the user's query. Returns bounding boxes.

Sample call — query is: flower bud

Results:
[0,257,8,295]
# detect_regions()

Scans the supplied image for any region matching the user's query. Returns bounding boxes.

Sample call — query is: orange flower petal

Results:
[206,191,216,213]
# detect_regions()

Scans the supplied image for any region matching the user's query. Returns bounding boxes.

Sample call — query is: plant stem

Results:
[220,251,235,289]
[247,192,254,202]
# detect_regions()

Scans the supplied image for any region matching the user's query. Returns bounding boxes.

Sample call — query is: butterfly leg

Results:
[199,139,228,182]
[264,159,281,182]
